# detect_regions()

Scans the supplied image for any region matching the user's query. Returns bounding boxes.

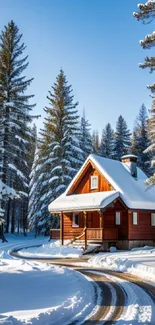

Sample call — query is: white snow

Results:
[0,235,96,325]
[0,180,17,199]
[49,190,119,213]
[88,246,155,281]
[0,259,95,325]
[18,240,83,258]
[1,235,155,324]
[49,154,155,212]
[8,163,26,180]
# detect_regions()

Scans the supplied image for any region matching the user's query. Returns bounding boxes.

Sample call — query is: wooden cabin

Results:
[48,154,155,250]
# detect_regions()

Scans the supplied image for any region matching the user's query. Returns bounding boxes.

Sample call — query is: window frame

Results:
[90,175,98,190]
[115,211,121,225]
[151,213,155,226]
[72,213,79,228]
[132,212,138,225]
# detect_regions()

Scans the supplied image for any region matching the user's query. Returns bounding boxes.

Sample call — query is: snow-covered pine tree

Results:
[0,21,36,232]
[92,130,100,154]
[28,145,43,234]
[134,1,155,185]
[79,110,92,162]
[29,69,82,232]
[100,123,114,158]
[131,130,139,156]
[131,104,151,175]
[113,115,131,160]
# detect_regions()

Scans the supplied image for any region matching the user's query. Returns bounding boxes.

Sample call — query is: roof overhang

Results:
[48,191,120,213]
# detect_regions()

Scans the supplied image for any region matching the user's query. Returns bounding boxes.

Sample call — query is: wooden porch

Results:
[50,198,128,249]
[50,227,119,243]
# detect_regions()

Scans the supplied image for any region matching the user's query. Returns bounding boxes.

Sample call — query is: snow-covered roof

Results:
[48,154,155,212]
[48,191,119,213]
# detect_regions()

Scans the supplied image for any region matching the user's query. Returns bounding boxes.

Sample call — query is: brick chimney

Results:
[121,154,137,179]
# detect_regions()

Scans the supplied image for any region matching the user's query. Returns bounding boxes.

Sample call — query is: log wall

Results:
[128,210,155,240]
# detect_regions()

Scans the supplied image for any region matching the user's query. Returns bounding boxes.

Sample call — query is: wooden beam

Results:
[128,210,132,241]
[98,210,102,229]
[102,210,104,241]
[83,211,87,250]
[117,197,128,209]
[60,212,64,245]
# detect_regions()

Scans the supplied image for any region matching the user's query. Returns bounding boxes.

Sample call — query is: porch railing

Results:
[87,228,102,240]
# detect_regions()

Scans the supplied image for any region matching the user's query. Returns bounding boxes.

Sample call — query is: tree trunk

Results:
[6,198,11,233]
[11,199,15,233]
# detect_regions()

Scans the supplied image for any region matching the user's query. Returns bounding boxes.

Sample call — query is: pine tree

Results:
[131,105,151,175]
[79,110,92,161]
[28,146,43,234]
[92,130,100,154]
[131,130,139,156]
[134,1,155,184]
[29,70,82,232]
[100,123,114,158]
[0,21,36,232]
[114,115,131,160]
[133,0,155,82]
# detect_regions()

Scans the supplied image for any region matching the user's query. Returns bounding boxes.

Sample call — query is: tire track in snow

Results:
[9,251,155,324]
[78,269,155,325]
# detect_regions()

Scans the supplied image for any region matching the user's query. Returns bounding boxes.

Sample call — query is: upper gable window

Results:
[91,176,98,189]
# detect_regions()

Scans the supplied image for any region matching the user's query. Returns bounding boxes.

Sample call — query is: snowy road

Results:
[38,258,155,325]
[1,238,155,324]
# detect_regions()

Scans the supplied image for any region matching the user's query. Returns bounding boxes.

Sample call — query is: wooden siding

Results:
[63,200,129,241]
[87,211,100,228]
[103,201,128,240]
[67,160,114,195]
[74,167,113,194]
[104,228,118,240]
[128,211,155,240]
[87,228,102,240]
[63,213,84,239]
[50,229,60,239]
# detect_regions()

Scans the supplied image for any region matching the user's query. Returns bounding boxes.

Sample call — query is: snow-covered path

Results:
[0,235,97,325]
[0,234,48,255]
[1,236,155,324]
[43,258,155,324]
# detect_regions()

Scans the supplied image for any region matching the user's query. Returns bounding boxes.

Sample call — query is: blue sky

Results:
[0,0,154,135]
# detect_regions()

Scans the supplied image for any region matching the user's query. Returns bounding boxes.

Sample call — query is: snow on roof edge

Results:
[48,191,120,213]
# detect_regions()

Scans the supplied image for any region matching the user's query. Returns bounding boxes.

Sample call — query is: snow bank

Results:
[0,258,95,325]
[88,246,155,281]
[0,251,15,259]
[18,240,83,258]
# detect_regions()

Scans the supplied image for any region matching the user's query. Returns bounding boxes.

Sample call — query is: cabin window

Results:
[132,212,138,225]
[151,213,155,226]
[115,211,120,225]
[91,176,98,189]
[72,213,79,227]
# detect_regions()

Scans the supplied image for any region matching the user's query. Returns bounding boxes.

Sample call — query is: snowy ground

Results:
[0,235,96,325]
[18,239,83,258]
[1,235,155,325]
[88,246,155,281]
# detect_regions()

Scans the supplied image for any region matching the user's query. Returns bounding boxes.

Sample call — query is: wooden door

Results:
[87,212,100,228]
